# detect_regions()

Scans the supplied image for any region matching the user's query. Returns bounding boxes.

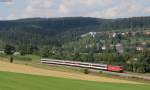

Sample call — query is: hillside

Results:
[0,17,150,73]
[0,16,150,49]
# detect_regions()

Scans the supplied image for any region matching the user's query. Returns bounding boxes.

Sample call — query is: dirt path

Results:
[0,61,142,84]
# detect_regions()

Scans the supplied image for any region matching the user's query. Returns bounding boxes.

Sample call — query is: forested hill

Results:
[0,16,150,48]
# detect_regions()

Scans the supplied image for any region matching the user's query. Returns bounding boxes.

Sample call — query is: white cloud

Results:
[0,15,2,20]
[17,0,117,18]
[59,4,69,14]
[79,0,113,7]
[52,0,149,18]
[144,7,150,13]
[91,0,147,18]
[3,0,150,20]
[3,0,14,6]
[6,14,20,20]
[13,0,53,19]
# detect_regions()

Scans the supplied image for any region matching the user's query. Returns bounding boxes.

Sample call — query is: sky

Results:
[0,0,150,20]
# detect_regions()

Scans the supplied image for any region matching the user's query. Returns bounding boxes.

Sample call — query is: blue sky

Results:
[0,0,150,20]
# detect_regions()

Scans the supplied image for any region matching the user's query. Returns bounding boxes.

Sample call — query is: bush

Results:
[83,68,90,74]
[99,71,103,74]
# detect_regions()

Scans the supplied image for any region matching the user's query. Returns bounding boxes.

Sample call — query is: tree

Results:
[19,45,38,55]
[41,46,50,58]
[86,52,95,62]
[4,44,15,63]
[126,50,150,73]
[19,45,27,55]
[73,52,81,61]
[4,45,15,55]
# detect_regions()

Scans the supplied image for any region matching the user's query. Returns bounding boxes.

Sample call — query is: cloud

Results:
[54,0,115,17]
[6,14,20,20]
[5,2,13,5]
[22,0,53,18]
[2,0,14,6]
[144,7,150,13]
[15,0,118,18]
[3,0,150,20]
[79,0,114,7]
[87,0,148,18]
[0,15,2,20]
[59,4,69,14]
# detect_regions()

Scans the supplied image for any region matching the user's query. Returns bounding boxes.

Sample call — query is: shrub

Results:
[83,68,90,74]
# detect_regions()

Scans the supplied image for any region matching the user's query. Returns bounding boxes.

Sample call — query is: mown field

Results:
[0,71,149,90]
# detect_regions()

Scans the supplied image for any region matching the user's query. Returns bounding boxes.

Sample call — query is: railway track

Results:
[102,71,150,81]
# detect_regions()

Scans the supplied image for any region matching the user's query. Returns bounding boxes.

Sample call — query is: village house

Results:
[145,31,150,36]
[115,43,124,53]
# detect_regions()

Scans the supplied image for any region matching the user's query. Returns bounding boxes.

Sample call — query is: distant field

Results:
[0,71,149,90]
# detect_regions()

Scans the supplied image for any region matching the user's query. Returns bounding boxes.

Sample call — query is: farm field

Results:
[0,60,141,84]
[0,71,150,90]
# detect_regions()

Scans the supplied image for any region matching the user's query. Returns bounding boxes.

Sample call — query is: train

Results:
[41,59,124,73]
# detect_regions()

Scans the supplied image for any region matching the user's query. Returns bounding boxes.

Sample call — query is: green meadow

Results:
[0,71,149,90]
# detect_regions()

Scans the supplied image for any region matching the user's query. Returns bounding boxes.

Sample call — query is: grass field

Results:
[0,60,142,84]
[0,71,150,90]
[0,56,150,90]
[0,56,150,84]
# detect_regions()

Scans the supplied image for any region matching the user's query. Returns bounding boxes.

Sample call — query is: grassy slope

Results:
[0,55,86,74]
[0,71,149,90]
[0,55,150,84]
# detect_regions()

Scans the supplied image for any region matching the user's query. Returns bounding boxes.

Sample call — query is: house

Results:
[142,42,147,46]
[81,32,97,38]
[13,52,20,55]
[89,32,97,37]
[0,51,5,54]
[115,43,124,53]
[112,33,116,38]
[145,31,150,36]
[136,42,147,51]
[81,33,89,38]
[121,33,125,36]
[136,46,144,51]
[102,46,106,50]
